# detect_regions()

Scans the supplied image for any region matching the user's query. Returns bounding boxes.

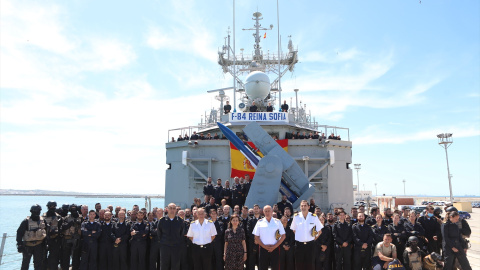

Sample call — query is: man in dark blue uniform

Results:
[352,213,374,270]
[247,204,263,270]
[80,210,102,270]
[418,205,441,253]
[130,210,149,270]
[277,195,293,217]
[158,203,185,270]
[209,209,224,270]
[98,211,114,270]
[112,210,130,270]
[203,177,215,197]
[214,178,224,204]
[232,177,244,208]
[333,210,353,270]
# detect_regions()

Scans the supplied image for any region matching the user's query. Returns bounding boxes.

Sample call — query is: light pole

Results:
[354,164,361,200]
[374,183,377,196]
[437,133,454,202]
[402,179,406,196]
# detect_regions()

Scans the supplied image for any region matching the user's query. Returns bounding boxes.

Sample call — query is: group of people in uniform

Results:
[17,188,472,270]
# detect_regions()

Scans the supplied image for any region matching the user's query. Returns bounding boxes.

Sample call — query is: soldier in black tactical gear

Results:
[16,204,47,270]
[403,236,426,270]
[43,201,63,270]
[61,204,83,270]
[60,203,70,217]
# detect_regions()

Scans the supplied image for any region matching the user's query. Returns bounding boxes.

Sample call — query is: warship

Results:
[165,10,354,211]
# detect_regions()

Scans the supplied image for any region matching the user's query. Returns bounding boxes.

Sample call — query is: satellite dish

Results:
[239,103,246,109]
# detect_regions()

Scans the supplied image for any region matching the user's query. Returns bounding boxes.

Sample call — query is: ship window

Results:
[167,163,171,170]
[346,162,351,169]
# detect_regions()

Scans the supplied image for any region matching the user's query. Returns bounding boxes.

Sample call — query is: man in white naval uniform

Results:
[290,200,323,270]
[186,208,217,270]
[253,205,286,270]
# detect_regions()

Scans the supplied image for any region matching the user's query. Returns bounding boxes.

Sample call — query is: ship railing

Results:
[167,124,219,142]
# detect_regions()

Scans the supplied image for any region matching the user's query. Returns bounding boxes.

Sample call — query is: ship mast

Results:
[217,11,299,100]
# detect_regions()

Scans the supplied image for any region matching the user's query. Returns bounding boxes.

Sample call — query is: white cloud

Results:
[354,125,480,145]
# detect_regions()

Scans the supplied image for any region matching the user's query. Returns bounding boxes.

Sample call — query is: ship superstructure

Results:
[165,11,354,212]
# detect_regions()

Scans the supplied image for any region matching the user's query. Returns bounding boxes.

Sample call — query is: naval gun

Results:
[217,122,316,209]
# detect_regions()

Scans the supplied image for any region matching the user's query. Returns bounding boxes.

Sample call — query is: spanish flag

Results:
[230,139,288,179]
[264,33,266,39]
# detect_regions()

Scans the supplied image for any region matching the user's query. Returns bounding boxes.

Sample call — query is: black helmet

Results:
[69,203,78,211]
[408,236,419,243]
[30,204,42,213]
[446,206,458,212]
[62,203,70,210]
[47,201,57,208]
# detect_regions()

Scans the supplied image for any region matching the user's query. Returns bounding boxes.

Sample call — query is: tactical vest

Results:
[23,216,46,242]
[405,247,422,270]
[43,213,60,238]
[63,215,82,238]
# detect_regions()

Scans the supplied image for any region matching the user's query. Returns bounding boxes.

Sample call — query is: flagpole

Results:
[277,0,281,112]
[233,0,237,112]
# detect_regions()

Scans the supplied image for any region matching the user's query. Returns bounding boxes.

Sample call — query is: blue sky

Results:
[1,0,479,196]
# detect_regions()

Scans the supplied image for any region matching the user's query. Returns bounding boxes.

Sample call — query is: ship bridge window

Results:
[285,132,294,139]
[346,162,351,170]
[167,163,171,170]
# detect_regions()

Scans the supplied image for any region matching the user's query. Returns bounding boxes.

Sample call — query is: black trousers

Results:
[130,240,147,270]
[444,249,472,270]
[353,247,371,270]
[192,243,213,270]
[98,242,114,270]
[149,240,161,270]
[426,237,440,253]
[259,246,281,270]
[212,240,224,270]
[315,245,331,270]
[334,244,352,270]
[80,241,97,270]
[61,238,82,270]
[295,241,315,270]
[45,237,61,270]
[279,245,294,270]
[21,243,45,270]
[247,240,259,270]
[113,243,128,270]
[161,245,182,270]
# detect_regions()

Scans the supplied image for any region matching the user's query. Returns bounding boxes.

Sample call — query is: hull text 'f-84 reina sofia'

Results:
[165,10,354,211]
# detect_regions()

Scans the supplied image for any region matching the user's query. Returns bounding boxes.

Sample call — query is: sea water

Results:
[0,195,165,269]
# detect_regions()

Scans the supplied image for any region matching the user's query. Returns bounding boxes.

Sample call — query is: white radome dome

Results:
[245,71,270,100]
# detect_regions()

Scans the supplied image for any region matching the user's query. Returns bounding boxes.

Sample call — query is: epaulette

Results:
[208,220,213,223]
[191,220,195,224]
[312,213,317,217]
[294,213,299,216]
